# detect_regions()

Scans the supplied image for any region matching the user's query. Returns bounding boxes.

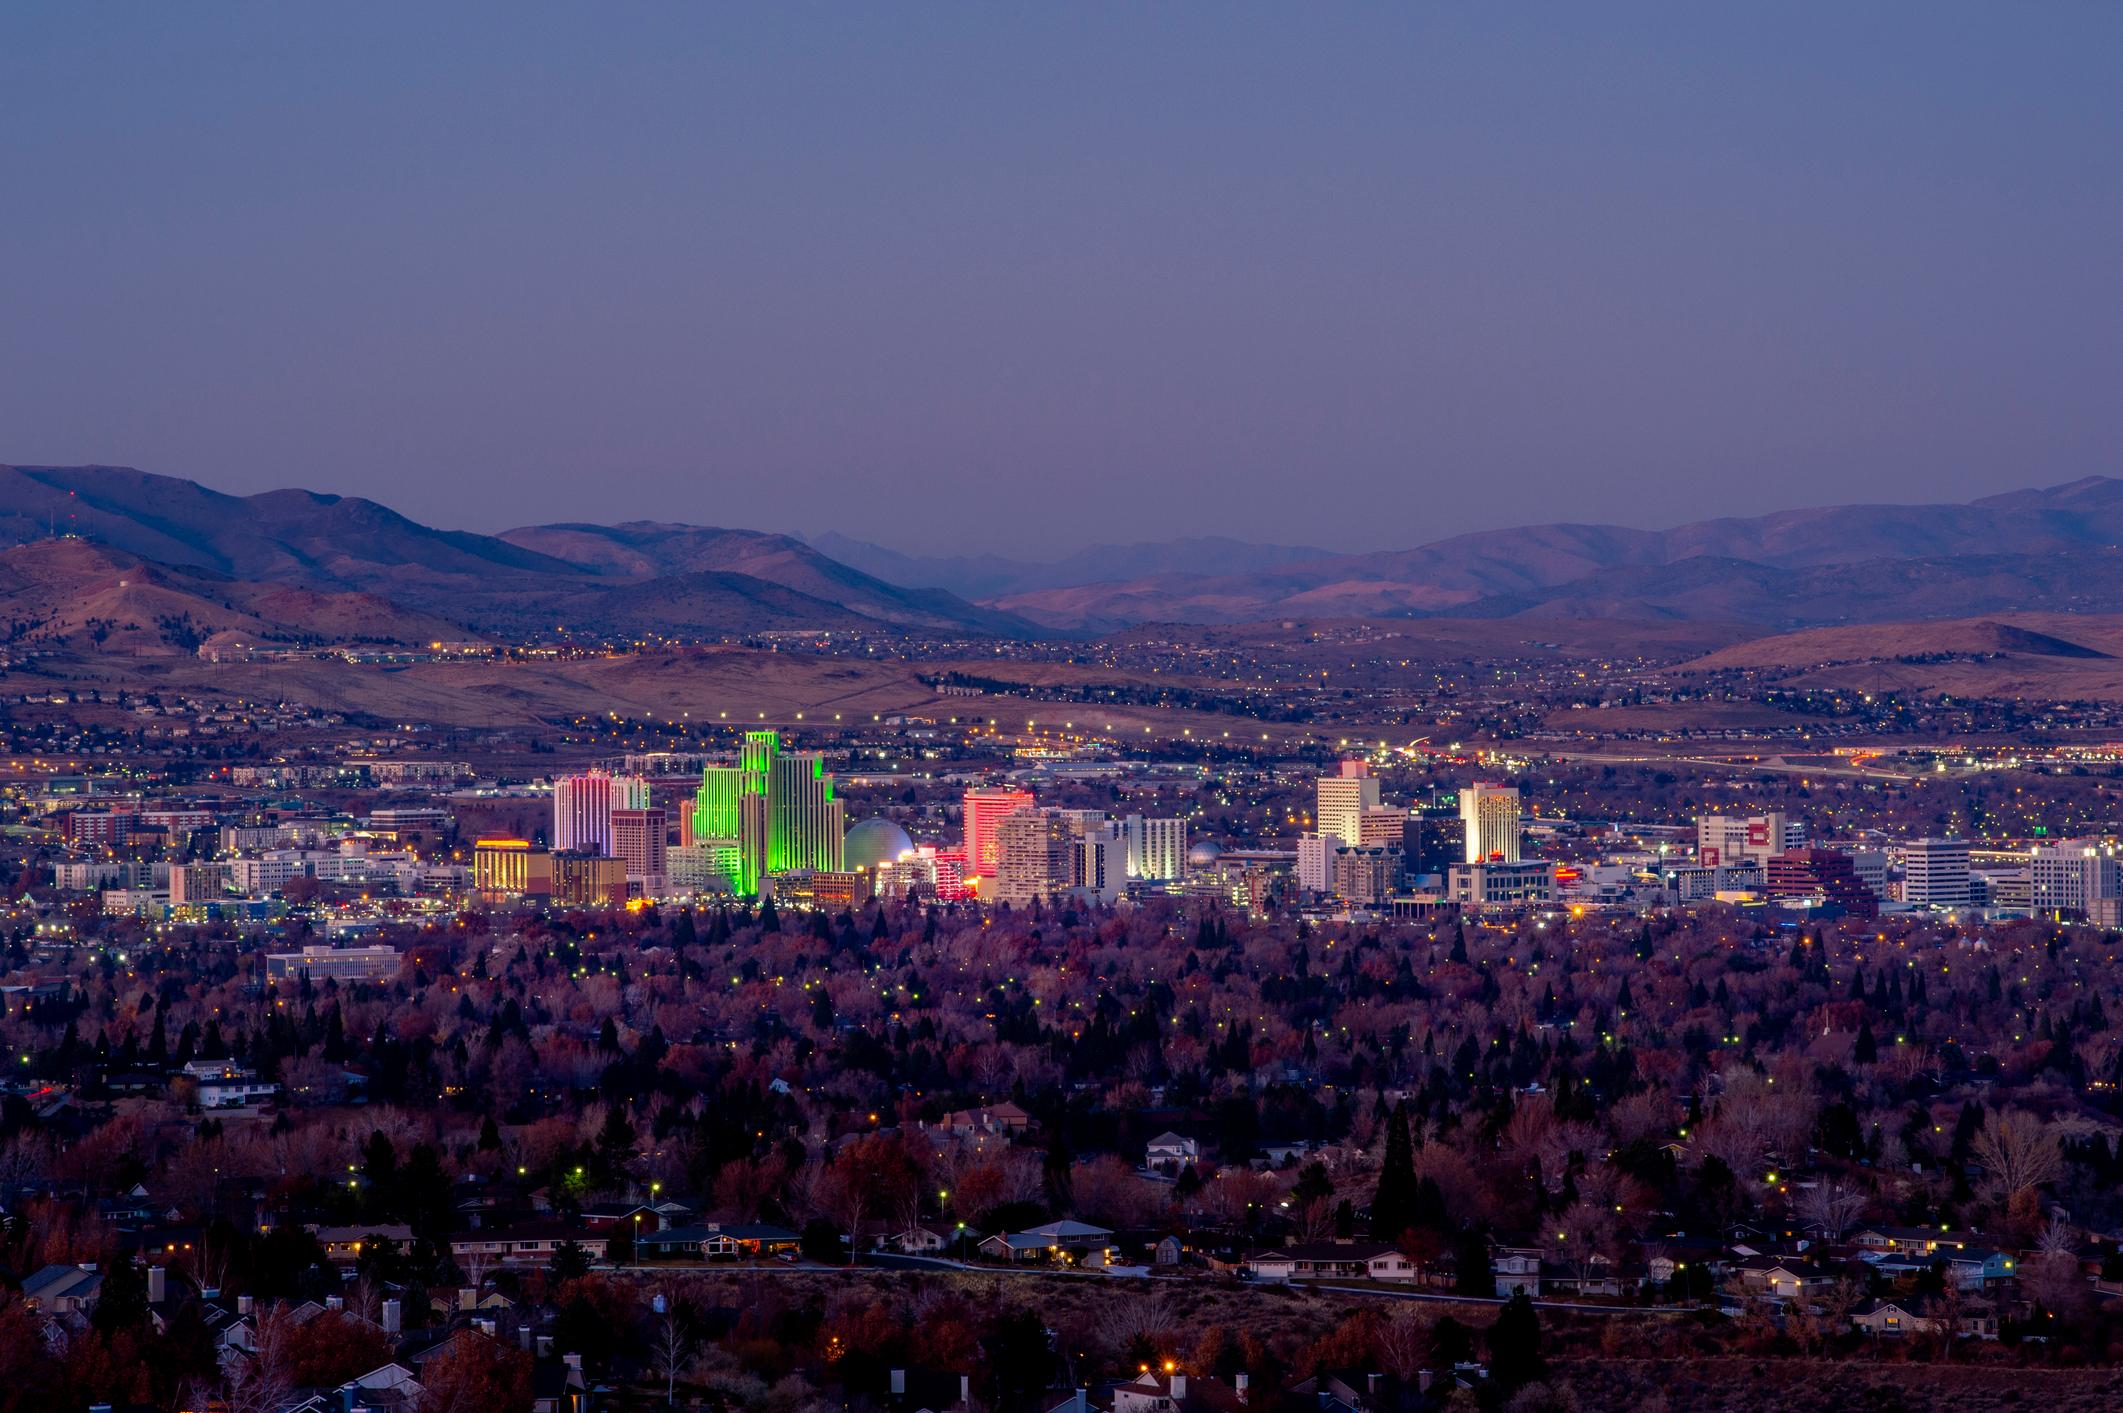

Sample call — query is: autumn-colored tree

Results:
[419,1331,537,1413]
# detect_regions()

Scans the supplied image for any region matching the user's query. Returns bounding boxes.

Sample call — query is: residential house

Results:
[21,1264,101,1318]
[888,1225,952,1254]
[1493,1247,1543,1297]
[1248,1241,1415,1283]
[938,1102,1033,1137]
[1850,1225,1982,1258]
[633,1221,800,1260]
[1144,1131,1199,1173]
[700,1223,801,1258]
[1108,1370,1249,1413]
[1850,1298,2000,1340]
[980,1220,1114,1265]
[449,1224,608,1266]
[1732,1255,1834,1301]
[314,1224,415,1264]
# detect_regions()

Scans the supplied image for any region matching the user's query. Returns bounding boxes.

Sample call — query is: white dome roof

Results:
[844,817,916,871]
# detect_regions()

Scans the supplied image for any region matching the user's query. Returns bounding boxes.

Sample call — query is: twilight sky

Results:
[3,6,2120,556]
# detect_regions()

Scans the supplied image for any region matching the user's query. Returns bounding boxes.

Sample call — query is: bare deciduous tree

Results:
[651,1304,694,1405]
[1793,1179,1868,1239]
[1970,1109,2060,1202]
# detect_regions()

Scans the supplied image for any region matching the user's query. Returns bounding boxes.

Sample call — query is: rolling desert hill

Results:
[0,466,1025,639]
[1669,614,2123,701]
[0,539,469,655]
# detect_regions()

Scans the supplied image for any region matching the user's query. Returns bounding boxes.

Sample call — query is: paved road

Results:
[608,1258,1707,1317]
[1316,1284,1701,1316]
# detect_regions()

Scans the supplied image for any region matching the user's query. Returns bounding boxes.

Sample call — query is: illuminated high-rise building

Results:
[991,808,1072,905]
[1902,837,1971,908]
[553,771,615,854]
[611,807,668,891]
[1316,762,1380,852]
[1121,815,1186,881]
[1074,823,1126,903]
[1460,782,1522,863]
[690,731,843,897]
[474,838,548,904]
[963,787,1035,879]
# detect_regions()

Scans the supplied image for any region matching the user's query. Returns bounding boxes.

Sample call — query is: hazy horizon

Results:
[5,5,2120,555]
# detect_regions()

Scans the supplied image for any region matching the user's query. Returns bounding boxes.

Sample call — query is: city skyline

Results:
[8,10,2123,1406]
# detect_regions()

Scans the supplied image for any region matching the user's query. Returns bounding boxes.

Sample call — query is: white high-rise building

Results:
[1460,783,1522,864]
[1296,832,1341,893]
[2030,840,2119,917]
[1317,763,1381,853]
[1122,815,1186,881]
[992,809,1073,905]
[1902,837,1971,908]
[554,771,653,856]
[554,771,615,854]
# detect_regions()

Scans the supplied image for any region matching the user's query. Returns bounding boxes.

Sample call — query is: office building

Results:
[668,840,740,893]
[1317,762,1381,852]
[228,855,303,894]
[548,852,627,908]
[1765,848,1878,918]
[610,807,668,892]
[1402,808,1464,884]
[1359,806,1410,848]
[1121,815,1186,881]
[1662,862,1763,901]
[963,787,1036,879]
[1449,859,1554,908]
[1460,783,1522,863]
[769,869,870,909]
[2029,841,2120,918]
[1839,848,1889,902]
[1696,812,1802,870]
[1074,822,1126,903]
[168,862,230,906]
[1901,838,1972,908]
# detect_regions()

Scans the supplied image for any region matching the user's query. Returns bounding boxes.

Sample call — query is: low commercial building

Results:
[266,945,400,984]
[1449,859,1555,908]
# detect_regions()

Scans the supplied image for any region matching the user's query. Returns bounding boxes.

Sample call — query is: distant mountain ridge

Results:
[500,521,1028,635]
[7,463,2123,643]
[0,465,1029,640]
[959,476,2123,629]
[803,531,1333,600]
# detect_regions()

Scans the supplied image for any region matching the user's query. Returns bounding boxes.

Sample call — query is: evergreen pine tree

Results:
[1368,1103,1419,1241]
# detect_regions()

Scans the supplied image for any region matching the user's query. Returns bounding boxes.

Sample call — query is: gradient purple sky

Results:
[3,5,2120,555]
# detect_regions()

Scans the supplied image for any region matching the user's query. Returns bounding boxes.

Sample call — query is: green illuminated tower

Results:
[692,731,842,896]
